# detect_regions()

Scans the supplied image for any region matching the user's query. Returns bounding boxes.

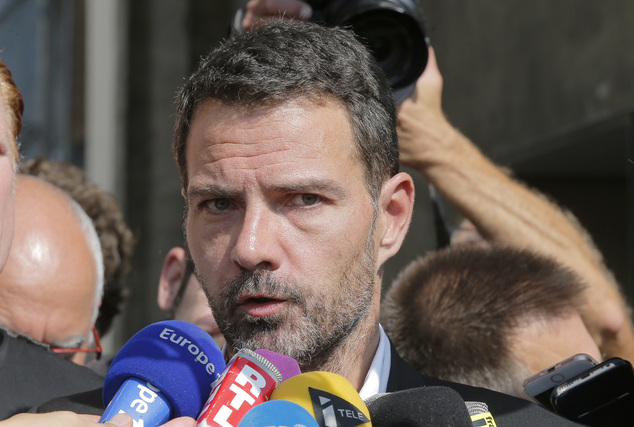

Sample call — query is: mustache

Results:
[221,270,305,306]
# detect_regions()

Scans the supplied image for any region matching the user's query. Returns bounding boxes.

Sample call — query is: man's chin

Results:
[230,328,287,351]
[223,316,284,349]
[226,322,315,358]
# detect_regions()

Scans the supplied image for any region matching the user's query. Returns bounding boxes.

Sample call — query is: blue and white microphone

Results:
[100,320,226,426]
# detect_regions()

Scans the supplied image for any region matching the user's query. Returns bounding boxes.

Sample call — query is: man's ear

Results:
[157,247,188,312]
[376,172,415,267]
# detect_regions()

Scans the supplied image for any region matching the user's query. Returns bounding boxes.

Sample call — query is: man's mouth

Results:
[236,295,287,318]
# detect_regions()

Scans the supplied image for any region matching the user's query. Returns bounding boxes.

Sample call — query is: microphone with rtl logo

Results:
[196,349,301,427]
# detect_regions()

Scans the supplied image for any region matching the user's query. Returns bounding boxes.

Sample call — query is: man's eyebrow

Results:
[187,179,349,200]
[271,179,348,198]
[186,185,238,201]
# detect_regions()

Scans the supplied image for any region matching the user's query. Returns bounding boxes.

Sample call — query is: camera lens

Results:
[329,0,429,103]
[346,10,427,91]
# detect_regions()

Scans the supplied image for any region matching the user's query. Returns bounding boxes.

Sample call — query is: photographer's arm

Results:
[399,47,634,361]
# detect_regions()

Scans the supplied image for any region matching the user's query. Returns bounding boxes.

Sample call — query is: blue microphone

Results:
[237,400,319,427]
[101,320,226,425]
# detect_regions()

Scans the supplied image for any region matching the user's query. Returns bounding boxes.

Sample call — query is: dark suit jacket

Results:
[0,329,104,420]
[387,343,583,426]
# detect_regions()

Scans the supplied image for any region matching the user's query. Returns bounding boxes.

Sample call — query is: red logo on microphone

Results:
[197,351,281,427]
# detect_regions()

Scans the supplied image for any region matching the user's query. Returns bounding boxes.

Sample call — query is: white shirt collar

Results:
[358,324,391,400]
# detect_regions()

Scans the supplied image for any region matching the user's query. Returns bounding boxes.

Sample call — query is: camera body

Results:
[307,0,428,103]
[551,357,634,425]
[231,0,429,104]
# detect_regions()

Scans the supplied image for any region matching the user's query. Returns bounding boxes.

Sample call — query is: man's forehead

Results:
[189,96,349,131]
[183,101,373,208]
[186,98,358,169]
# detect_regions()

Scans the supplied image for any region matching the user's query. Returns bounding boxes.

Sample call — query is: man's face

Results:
[184,99,380,370]
[0,102,15,273]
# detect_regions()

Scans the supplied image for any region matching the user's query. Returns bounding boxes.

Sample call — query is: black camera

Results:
[231,0,429,104]
[308,0,428,103]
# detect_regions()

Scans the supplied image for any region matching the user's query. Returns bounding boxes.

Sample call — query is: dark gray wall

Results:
[421,1,634,155]
[0,0,84,164]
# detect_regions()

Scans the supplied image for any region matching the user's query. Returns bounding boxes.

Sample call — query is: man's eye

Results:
[201,198,231,212]
[291,193,320,206]
[213,199,231,211]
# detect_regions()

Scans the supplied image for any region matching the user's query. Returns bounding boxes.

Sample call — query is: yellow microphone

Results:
[270,371,371,427]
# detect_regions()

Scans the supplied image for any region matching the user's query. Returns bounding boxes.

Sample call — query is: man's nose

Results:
[231,206,282,271]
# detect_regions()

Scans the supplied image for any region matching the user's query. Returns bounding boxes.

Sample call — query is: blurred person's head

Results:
[0,60,24,271]
[382,245,602,399]
[157,246,224,348]
[0,176,104,365]
[20,157,135,336]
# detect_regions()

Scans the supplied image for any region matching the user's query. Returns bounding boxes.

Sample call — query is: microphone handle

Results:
[100,378,172,425]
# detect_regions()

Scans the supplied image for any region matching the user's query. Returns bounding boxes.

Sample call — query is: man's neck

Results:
[304,287,384,391]
[318,317,381,391]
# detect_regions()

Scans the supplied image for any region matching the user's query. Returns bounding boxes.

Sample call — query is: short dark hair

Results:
[381,245,586,392]
[20,157,136,336]
[173,20,398,201]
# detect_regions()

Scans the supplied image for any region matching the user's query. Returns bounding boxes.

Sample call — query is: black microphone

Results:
[364,386,472,427]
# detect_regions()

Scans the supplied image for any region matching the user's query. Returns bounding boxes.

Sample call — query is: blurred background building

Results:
[1,0,632,351]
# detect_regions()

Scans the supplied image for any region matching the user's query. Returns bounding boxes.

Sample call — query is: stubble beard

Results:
[199,224,378,373]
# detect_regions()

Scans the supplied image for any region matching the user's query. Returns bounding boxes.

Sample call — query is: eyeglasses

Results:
[50,326,102,360]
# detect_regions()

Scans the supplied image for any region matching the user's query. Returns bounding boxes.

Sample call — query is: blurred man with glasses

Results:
[0,175,104,365]
[0,175,105,418]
